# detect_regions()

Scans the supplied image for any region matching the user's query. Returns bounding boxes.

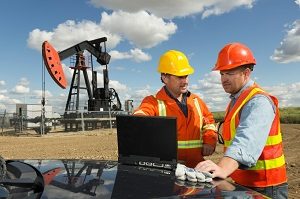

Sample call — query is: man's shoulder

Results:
[141,95,157,102]
[188,93,210,107]
[246,94,276,113]
[189,92,203,100]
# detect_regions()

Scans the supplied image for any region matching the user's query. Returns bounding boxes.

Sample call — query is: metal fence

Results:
[0,109,132,135]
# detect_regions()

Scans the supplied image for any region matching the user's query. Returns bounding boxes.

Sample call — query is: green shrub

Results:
[212,107,300,124]
[279,107,300,124]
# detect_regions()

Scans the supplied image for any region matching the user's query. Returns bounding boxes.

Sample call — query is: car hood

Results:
[0,159,269,198]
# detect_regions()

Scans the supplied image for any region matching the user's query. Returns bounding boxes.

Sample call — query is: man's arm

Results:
[133,96,158,116]
[196,94,276,177]
[224,94,275,167]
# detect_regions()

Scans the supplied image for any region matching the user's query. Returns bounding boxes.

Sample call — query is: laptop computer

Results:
[116,115,178,171]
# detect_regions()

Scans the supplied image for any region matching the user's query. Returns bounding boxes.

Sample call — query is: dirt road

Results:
[0,124,299,198]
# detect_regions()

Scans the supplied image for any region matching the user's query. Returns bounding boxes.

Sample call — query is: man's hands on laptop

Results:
[175,163,213,183]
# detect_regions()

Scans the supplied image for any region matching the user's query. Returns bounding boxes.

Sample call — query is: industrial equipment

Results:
[42,37,125,130]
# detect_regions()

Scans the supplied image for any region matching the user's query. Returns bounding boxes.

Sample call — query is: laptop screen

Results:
[116,115,177,170]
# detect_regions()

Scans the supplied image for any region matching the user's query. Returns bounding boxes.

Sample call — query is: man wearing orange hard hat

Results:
[195,43,288,198]
[134,50,217,168]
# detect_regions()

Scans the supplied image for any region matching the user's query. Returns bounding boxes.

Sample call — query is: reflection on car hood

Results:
[0,159,269,199]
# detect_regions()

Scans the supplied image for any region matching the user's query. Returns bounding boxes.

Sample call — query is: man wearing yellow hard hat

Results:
[134,50,217,168]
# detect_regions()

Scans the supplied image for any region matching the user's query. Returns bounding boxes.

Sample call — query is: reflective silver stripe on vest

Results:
[178,139,203,149]
[157,100,167,116]
[193,98,203,129]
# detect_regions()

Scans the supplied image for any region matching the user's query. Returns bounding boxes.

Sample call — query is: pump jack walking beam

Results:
[58,37,111,66]
[42,37,111,89]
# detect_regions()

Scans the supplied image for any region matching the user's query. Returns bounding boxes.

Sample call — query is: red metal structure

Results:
[42,41,67,89]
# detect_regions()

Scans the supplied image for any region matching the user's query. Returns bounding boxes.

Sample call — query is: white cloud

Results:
[0,94,23,113]
[135,88,152,98]
[109,50,132,60]
[11,85,30,94]
[19,78,30,87]
[27,1,256,63]
[100,10,177,48]
[120,85,153,108]
[130,49,152,62]
[0,81,7,94]
[32,90,53,99]
[47,94,68,113]
[110,48,151,62]
[0,94,9,101]
[201,0,255,19]
[11,78,30,94]
[117,72,228,112]
[27,20,121,52]
[190,72,300,111]
[109,80,127,91]
[27,11,176,62]
[270,20,300,63]
[0,90,7,94]
[265,82,300,108]
[0,104,5,110]
[295,0,300,7]
[89,0,255,19]
[27,29,53,50]
[190,71,229,111]
[0,80,6,86]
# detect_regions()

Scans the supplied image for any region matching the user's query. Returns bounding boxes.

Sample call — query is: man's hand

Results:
[175,163,213,182]
[202,144,215,156]
[195,157,239,179]
[195,160,226,179]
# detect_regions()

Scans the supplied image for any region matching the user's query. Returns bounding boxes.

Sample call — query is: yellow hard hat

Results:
[157,50,194,76]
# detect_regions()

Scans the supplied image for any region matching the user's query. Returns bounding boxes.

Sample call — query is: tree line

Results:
[212,107,300,124]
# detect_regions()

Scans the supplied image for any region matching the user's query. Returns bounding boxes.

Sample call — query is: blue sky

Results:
[0,0,300,114]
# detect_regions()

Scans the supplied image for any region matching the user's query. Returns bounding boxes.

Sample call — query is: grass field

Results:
[212,106,300,124]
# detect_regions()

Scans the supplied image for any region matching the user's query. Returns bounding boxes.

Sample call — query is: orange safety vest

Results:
[222,84,287,187]
[134,87,217,167]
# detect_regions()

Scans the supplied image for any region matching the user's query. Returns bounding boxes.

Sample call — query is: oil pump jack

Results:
[42,37,123,130]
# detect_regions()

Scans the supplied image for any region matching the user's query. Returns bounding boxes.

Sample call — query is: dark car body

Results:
[0,159,269,198]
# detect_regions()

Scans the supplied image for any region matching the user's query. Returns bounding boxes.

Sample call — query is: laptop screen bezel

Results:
[116,115,177,170]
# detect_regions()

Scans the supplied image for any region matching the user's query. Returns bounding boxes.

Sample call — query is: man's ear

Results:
[161,74,168,82]
[244,68,252,77]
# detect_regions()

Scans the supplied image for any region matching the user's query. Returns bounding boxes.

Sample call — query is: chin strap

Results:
[215,121,224,144]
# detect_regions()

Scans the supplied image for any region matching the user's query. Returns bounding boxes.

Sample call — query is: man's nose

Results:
[180,76,188,82]
[221,74,228,81]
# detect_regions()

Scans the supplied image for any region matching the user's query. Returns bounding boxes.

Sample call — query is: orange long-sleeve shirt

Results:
[134,87,217,167]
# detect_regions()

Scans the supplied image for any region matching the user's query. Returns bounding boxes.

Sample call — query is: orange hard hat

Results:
[212,42,256,71]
